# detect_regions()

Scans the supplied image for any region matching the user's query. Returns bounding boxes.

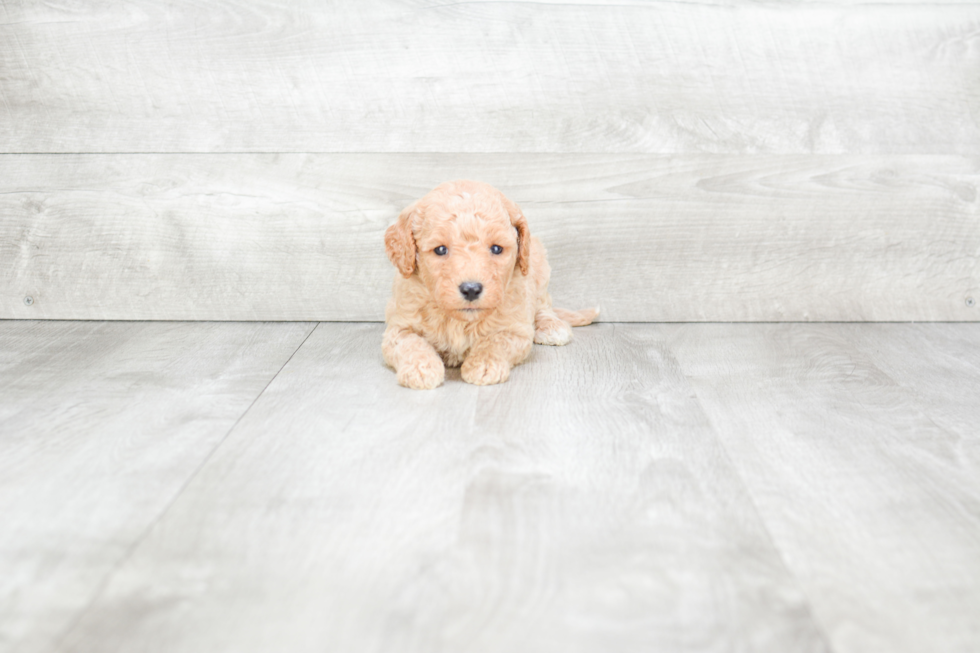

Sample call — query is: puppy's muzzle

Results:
[459,282,483,302]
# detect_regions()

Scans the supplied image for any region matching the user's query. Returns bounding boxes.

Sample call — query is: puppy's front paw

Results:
[397,355,445,390]
[461,356,511,386]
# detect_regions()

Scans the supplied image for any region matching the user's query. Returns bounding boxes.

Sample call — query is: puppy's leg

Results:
[383,327,445,390]
[461,331,533,386]
[534,308,573,346]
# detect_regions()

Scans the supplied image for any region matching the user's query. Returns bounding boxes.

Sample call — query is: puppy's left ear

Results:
[385,203,418,278]
[503,195,531,276]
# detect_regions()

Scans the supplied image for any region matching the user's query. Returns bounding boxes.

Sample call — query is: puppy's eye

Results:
[490,245,503,255]
[434,246,448,256]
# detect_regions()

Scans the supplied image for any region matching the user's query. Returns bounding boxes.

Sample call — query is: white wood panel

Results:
[0,320,313,653]
[668,323,980,653]
[1,1,977,153]
[54,322,829,653]
[1,153,976,321]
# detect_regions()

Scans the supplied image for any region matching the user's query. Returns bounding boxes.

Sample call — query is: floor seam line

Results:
[692,387,841,652]
[666,326,840,653]
[51,321,321,649]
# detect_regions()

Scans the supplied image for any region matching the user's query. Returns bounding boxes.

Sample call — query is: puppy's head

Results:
[385,180,530,322]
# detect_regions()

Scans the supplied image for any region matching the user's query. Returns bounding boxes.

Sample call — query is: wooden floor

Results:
[1,321,978,653]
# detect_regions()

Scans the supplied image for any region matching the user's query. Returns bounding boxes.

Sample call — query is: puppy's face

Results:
[386,181,530,322]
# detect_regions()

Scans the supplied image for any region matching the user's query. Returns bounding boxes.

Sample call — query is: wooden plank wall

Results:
[1,0,978,321]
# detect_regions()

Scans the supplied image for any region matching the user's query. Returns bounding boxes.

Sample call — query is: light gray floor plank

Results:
[667,323,980,653]
[55,323,828,653]
[8,322,979,653]
[0,321,314,653]
[845,323,980,444]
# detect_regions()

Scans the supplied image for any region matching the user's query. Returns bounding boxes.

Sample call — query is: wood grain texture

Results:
[0,320,313,653]
[1,0,977,153]
[2,153,977,322]
[667,323,980,653]
[846,324,980,443]
[4,322,980,652]
[54,323,829,653]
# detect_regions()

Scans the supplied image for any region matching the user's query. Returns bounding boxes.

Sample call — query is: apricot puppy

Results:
[383,180,598,389]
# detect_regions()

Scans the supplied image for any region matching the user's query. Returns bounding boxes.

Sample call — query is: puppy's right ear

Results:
[385,203,418,278]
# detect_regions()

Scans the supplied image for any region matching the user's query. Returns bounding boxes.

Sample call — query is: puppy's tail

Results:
[554,306,600,327]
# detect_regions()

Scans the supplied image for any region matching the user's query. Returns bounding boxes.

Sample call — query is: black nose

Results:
[459,282,483,302]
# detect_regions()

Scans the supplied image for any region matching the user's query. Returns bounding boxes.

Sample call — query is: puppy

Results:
[383,180,598,389]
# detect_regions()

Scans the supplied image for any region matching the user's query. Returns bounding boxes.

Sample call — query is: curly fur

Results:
[382,180,598,389]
